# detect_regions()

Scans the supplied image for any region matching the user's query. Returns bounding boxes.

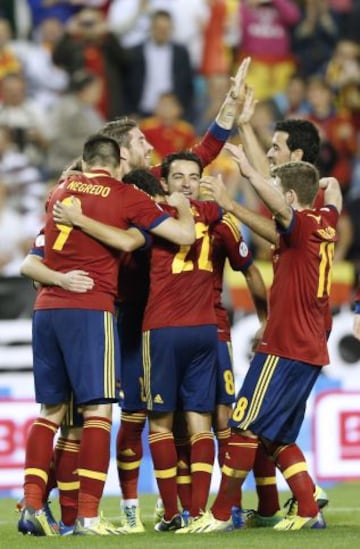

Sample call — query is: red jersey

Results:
[140,117,197,161]
[35,170,169,313]
[259,206,339,366]
[211,213,253,341]
[142,200,222,330]
[116,249,150,306]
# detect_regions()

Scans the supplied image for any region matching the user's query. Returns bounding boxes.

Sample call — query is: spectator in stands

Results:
[140,92,198,164]
[124,10,195,121]
[109,0,209,71]
[0,73,50,170]
[0,17,22,87]
[0,123,46,219]
[27,0,110,34]
[46,69,104,178]
[10,16,69,111]
[230,0,300,101]
[271,72,311,118]
[52,7,130,120]
[292,0,339,78]
[305,75,357,194]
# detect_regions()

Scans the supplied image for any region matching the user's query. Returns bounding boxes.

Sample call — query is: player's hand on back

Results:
[58,270,94,292]
[53,196,82,226]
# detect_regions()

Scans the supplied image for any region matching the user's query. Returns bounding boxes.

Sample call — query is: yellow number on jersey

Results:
[171,222,212,274]
[232,396,248,422]
[317,241,335,297]
[52,196,81,251]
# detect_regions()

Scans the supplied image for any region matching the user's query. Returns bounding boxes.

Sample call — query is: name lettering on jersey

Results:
[66,180,111,197]
[317,226,336,240]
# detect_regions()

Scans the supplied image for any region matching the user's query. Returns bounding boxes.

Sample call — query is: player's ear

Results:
[291,149,303,161]
[160,177,169,194]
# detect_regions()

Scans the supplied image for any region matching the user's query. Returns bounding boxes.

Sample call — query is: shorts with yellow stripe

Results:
[32,309,121,405]
[229,352,321,443]
[216,340,236,405]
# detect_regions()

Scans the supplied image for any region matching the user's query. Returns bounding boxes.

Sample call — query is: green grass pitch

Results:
[1,482,359,548]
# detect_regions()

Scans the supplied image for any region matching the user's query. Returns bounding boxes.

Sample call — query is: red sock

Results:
[77,416,112,518]
[211,432,258,521]
[116,411,146,500]
[216,427,231,468]
[175,436,192,511]
[55,436,80,526]
[24,418,58,510]
[44,455,57,503]
[253,443,280,516]
[149,431,179,520]
[190,432,215,517]
[274,443,317,517]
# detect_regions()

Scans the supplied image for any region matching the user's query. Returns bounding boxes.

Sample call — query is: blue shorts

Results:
[62,393,83,428]
[229,352,321,444]
[117,302,146,411]
[32,309,121,405]
[142,325,217,413]
[216,340,236,405]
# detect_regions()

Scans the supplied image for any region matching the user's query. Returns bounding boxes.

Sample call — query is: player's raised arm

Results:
[236,85,270,178]
[319,177,343,214]
[224,143,292,228]
[200,173,278,244]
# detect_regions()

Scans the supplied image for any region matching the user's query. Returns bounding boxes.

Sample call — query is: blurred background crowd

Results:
[1,0,360,319]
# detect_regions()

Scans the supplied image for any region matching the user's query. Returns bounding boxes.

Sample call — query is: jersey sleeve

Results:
[215,214,253,271]
[191,122,230,168]
[30,229,45,258]
[124,185,170,230]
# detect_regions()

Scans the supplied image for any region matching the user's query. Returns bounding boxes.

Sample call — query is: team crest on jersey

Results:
[239,241,249,257]
[317,226,336,240]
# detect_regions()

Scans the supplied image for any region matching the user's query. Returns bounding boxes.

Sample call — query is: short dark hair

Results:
[82,134,120,168]
[161,151,203,180]
[123,169,165,198]
[274,119,320,165]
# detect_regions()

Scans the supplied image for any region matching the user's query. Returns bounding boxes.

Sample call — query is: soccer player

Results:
[231,90,331,525]
[18,134,196,537]
[156,152,268,520]
[177,147,342,532]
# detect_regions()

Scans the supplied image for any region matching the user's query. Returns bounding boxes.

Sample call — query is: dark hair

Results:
[272,161,319,207]
[100,117,138,147]
[151,10,172,21]
[274,119,320,165]
[123,169,165,198]
[82,134,120,168]
[161,151,203,180]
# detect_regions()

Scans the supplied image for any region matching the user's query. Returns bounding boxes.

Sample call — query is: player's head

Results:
[267,119,320,169]
[82,134,121,176]
[100,117,153,171]
[123,169,166,201]
[271,160,319,208]
[160,151,203,199]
